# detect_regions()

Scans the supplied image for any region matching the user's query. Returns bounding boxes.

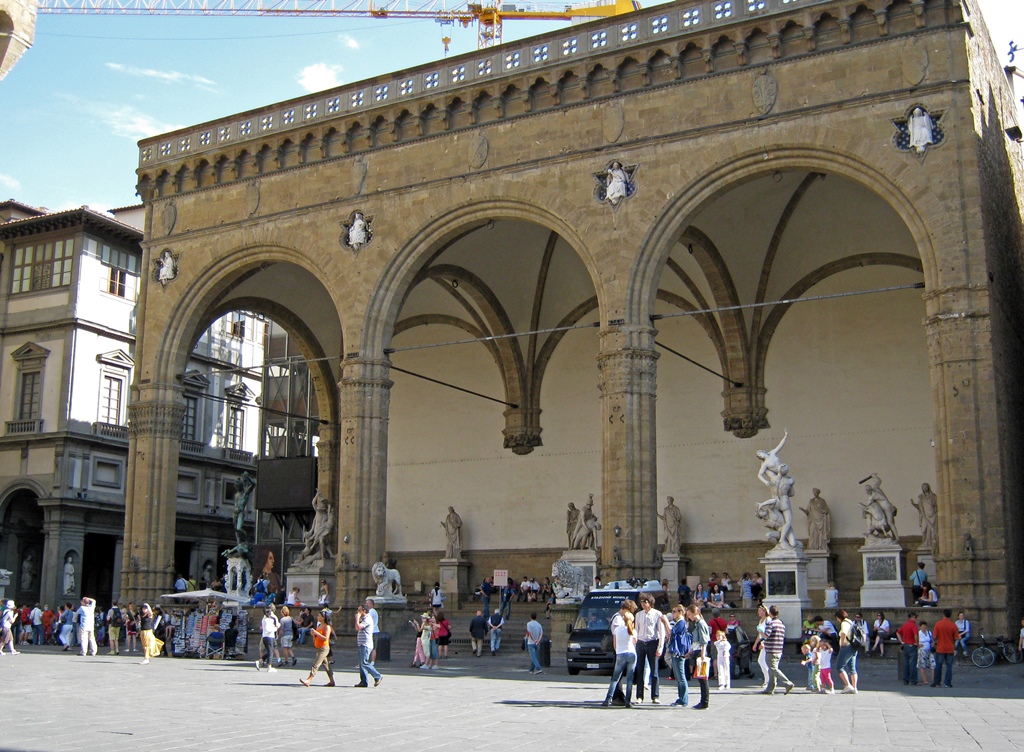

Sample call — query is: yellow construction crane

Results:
[36,0,642,49]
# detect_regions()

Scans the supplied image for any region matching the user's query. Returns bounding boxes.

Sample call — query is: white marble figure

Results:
[551,558,588,601]
[605,161,629,205]
[570,494,601,551]
[295,489,334,567]
[860,473,899,543]
[799,488,832,552]
[658,496,683,554]
[566,502,580,549]
[754,431,800,550]
[371,561,403,598]
[912,482,938,552]
[21,552,36,591]
[62,555,76,594]
[347,211,369,250]
[908,107,935,154]
[441,506,463,560]
[156,249,178,285]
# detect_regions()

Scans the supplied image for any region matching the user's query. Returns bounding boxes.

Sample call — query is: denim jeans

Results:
[835,645,858,677]
[605,652,637,703]
[481,596,490,615]
[32,625,43,644]
[634,640,660,700]
[670,654,690,705]
[902,644,919,684]
[501,600,512,619]
[297,627,311,645]
[955,636,969,656]
[527,643,542,672]
[490,628,502,653]
[933,652,954,687]
[359,644,382,683]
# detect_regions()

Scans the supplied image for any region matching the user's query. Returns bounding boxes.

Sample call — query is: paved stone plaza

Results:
[1,643,1021,751]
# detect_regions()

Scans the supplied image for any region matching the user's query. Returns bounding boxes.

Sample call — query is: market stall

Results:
[160,589,249,658]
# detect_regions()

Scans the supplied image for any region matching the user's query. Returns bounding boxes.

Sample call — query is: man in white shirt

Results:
[76,597,98,656]
[365,598,380,663]
[255,606,280,672]
[29,604,43,645]
[633,593,669,704]
[355,605,383,687]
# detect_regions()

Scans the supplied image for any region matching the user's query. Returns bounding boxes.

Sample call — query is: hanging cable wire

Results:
[655,341,742,386]
[389,364,518,408]
[383,320,600,354]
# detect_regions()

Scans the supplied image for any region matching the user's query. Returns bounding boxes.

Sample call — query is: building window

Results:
[92,458,123,488]
[11,239,74,294]
[18,371,41,420]
[100,374,124,425]
[228,312,246,339]
[227,407,244,450]
[98,243,140,300]
[182,395,199,441]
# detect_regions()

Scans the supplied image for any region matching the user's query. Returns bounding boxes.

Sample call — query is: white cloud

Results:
[105,62,219,92]
[87,103,181,140]
[298,63,344,93]
[0,173,21,192]
[341,35,361,50]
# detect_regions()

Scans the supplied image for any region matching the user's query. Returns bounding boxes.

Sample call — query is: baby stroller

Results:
[728,625,756,679]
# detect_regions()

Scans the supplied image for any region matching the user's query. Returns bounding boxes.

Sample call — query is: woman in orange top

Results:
[299,611,335,687]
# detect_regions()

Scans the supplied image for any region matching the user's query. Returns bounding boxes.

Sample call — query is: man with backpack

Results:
[835,609,863,694]
[106,603,123,654]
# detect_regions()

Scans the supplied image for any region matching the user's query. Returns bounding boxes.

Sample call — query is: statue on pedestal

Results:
[441,506,463,560]
[754,431,800,550]
[371,561,404,598]
[859,473,899,543]
[911,482,938,552]
[62,554,76,595]
[295,488,334,568]
[566,503,580,549]
[225,471,256,559]
[799,489,831,552]
[570,494,601,551]
[658,496,682,554]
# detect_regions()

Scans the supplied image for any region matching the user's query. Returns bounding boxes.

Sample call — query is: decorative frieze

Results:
[127,402,185,439]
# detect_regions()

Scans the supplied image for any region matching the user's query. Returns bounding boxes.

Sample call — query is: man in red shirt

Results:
[896,612,919,685]
[931,609,958,688]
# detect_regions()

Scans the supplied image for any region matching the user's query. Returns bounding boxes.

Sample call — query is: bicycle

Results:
[971,634,1022,667]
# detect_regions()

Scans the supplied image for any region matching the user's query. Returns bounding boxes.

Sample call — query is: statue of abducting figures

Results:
[859,473,899,543]
[754,430,801,550]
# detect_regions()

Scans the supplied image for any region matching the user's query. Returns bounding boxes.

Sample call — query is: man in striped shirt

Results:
[761,605,795,695]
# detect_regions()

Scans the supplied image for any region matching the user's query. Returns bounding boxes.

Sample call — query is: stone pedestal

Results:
[439,558,470,608]
[804,550,834,591]
[913,548,935,582]
[760,547,811,640]
[560,549,599,590]
[660,552,690,593]
[286,557,334,608]
[0,569,10,600]
[859,541,906,607]
[225,556,252,603]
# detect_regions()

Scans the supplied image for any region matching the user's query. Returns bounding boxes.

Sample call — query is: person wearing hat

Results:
[1,600,19,655]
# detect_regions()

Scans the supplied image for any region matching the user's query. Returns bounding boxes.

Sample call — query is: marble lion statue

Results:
[371,561,403,597]
[551,558,587,600]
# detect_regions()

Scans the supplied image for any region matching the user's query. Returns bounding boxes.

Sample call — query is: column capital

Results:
[128,401,185,439]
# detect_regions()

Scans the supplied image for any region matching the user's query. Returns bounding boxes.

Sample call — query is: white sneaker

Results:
[140,659,149,664]
[842,686,857,694]
[268,666,277,673]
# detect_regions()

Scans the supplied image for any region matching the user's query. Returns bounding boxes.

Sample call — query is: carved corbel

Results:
[767,33,782,60]
[911,0,926,28]
[702,47,714,74]
[721,385,769,439]
[874,10,888,36]
[802,26,817,52]
[838,17,852,45]
[734,41,749,66]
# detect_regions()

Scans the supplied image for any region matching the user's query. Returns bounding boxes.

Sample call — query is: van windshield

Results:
[571,592,629,631]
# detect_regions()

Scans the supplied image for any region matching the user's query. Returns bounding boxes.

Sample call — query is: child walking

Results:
[800,636,820,692]
[714,630,732,691]
[816,640,835,693]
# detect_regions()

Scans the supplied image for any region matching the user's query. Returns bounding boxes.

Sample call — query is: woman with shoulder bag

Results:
[435,609,452,659]
[601,599,638,708]
[299,610,336,687]
[686,603,711,710]
[752,603,770,689]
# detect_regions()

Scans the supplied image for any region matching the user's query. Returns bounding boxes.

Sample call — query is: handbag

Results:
[693,656,710,680]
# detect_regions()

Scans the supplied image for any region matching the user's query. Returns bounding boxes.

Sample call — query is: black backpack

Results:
[111,608,123,628]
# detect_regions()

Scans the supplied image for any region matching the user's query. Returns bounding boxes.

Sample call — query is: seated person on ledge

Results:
[915,582,939,607]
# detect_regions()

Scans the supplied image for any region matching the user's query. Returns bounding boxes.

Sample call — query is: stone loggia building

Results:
[130,0,1023,632]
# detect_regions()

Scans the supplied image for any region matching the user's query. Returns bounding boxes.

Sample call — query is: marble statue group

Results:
[567,495,601,551]
[754,430,800,550]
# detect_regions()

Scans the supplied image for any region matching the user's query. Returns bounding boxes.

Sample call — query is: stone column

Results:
[922,284,1000,613]
[335,358,392,608]
[122,396,184,604]
[597,326,659,582]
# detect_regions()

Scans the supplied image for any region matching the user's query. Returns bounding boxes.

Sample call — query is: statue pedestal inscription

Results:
[660,553,689,593]
[439,558,470,608]
[804,550,834,592]
[859,541,906,607]
[759,550,811,641]
[225,556,252,603]
[560,549,599,589]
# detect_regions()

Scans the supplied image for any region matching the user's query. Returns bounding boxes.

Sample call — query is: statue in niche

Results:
[21,551,37,591]
[593,160,637,207]
[908,107,935,154]
[154,249,178,286]
[754,431,800,550]
[441,506,463,560]
[62,554,76,595]
[799,488,832,552]
[570,495,601,551]
[912,482,938,552]
[859,473,899,543]
[566,502,580,549]
[295,489,334,567]
[658,496,682,554]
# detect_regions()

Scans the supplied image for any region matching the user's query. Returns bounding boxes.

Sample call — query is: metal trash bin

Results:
[376,632,391,661]
[539,637,551,667]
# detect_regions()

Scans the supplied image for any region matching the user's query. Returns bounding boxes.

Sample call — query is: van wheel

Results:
[568,667,580,676]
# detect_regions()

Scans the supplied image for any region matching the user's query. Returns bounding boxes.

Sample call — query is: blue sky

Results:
[0,0,1020,213]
